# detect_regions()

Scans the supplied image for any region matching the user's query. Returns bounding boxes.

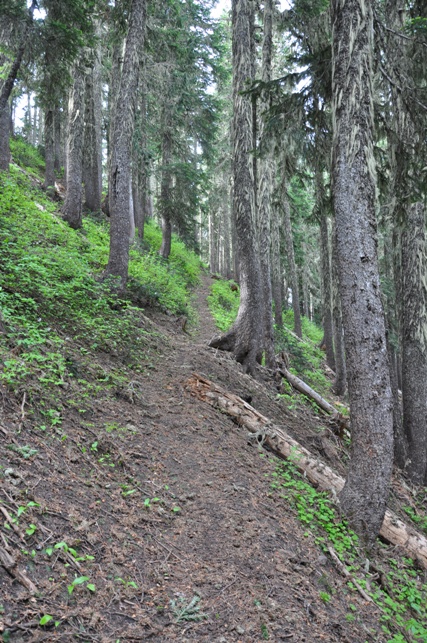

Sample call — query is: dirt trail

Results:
[0,275,386,642]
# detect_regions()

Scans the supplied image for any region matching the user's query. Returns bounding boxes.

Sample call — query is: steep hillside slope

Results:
[1,162,427,643]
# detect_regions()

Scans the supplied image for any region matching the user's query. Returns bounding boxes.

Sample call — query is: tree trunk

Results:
[209,0,263,375]
[257,0,275,369]
[62,64,86,229]
[43,109,55,189]
[209,207,220,273]
[385,0,427,483]
[84,29,103,213]
[105,0,146,287]
[0,0,36,170]
[283,186,302,338]
[271,211,283,328]
[318,182,335,370]
[222,171,232,279]
[54,106,62,173]
[159,109,173,260]
[331,0,394,543]
[0,104,10,170]
[401,203,427,484]
[331,219,346,396]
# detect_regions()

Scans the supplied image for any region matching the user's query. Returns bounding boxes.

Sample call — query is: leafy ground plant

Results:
[170,594,207,623]
[267,456,427,643]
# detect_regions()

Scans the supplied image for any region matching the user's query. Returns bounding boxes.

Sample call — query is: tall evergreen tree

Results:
[331,0,394,542]
[105,0,146,288]
[210,0,264,375]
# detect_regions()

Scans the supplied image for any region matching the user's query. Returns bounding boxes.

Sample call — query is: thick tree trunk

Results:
[62,65,86,229]
[209,0,264,375]
[188,374,427,570]
[43,109,55,189]
[84,31,103,213]
[283,188,302,338]
[401,203,427,484]
[106,0,146,287]
[331,0,394,543]
[257,0,275,369]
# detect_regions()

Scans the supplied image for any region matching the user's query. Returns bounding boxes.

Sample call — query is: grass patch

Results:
[207,278,239,331]
[10,136,45,175]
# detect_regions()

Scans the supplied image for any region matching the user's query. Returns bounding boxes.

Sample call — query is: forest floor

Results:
[0,273,405,642]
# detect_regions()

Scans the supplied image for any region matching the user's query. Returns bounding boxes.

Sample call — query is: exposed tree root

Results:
[186,373,427,570]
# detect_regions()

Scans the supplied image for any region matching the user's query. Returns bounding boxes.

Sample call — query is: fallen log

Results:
[186,373,427,570]
[279,366,349,436]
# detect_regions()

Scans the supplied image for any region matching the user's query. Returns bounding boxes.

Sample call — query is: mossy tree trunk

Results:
[331,0,394,543]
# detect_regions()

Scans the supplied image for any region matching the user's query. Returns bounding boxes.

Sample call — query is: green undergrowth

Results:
[266,455,427,643]
[207,278,239,331]
[208,280,331,400]
[10,136,45,175]
[0,159,200,413]
[276,309,330,397]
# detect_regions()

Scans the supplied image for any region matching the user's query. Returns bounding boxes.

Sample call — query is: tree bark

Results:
[159,108,173,260]
[209,0,264,375]
[331,0,394,543]
[283,185,302,338]
[106,0,146,287]
[0,104,10,171]
[401,203,427,484]
[271,197,283,328]
[0,0,36,170]
[84,28,103,213]
[257,0,275,369]
[331,219,346,396]
[318,173,335,370]
[385,0,427,483]
[43,108,55,189]
[62,64,86,229]
[54,105,62,173]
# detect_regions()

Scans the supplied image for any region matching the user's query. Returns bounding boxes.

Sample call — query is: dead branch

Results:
[279,366,349,437]
[0,545,37,594]
[187,373,427,570]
